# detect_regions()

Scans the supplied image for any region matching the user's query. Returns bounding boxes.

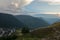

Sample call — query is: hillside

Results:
[31,22,60,40]
[1,22,60,40]
[15,15,49,29]
[0,13,24,28]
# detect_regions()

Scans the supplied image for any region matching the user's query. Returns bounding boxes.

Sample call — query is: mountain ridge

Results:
[15,15,49,29]
[0,13,25,28]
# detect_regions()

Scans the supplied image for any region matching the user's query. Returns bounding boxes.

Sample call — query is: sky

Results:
[0,0,60,16]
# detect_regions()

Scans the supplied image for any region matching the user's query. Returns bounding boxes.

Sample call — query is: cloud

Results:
[24,12,60,15]
[37,0,60,5]
[42,12,60,14]
[41,12,60,17]
[24,11,60,17]
[0,0,34,14]
[0,0,34,7]
[21,0,34,7]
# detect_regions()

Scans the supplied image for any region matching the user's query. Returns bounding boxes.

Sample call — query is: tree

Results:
[21,27,30,35]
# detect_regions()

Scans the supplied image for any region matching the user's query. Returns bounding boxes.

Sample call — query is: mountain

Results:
[0,13,24,28]
[31,22,60,39]
[42,18,60,24]
[15,15,49,29]
[35,14,60,24]
[34,14,58,18]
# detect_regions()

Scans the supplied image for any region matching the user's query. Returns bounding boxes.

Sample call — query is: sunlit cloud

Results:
[21,0,34,6]
[43,12,59,14]
[11,2,19,8]
[43,12,60,17]
[25,12,60,16]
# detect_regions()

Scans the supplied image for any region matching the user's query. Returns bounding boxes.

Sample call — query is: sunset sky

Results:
[0,0,60,16]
